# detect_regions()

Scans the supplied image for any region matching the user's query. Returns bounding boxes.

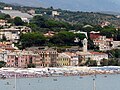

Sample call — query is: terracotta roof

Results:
[64,52,76,56]
[90,52,106,55]
[5,48,16,50]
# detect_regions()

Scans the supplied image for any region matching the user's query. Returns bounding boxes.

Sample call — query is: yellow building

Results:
[58,53,70,66]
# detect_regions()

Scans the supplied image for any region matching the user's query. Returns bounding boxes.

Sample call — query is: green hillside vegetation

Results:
[1,2,120,27]
[57,11,120,26]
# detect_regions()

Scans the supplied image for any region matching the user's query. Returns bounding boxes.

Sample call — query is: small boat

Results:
[79,76,83,79]
[104,75,107,78]
[5,82,11,85]
[53,79,57,81]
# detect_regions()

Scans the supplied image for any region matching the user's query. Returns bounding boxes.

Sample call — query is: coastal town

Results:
[0,1,120,90]
[0,4,120,79]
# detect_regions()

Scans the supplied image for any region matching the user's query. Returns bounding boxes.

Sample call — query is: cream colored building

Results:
[0,26,31,43]
[112,41,120,49]
[93,36,113,51]
[77,51,108,65]
[0,49,8,62]
[4,7,13,10]
[0,27,20,43]
[11,26,32,34]
[64,52,79,66]
[0,19,7,26]
[52,11,60,17]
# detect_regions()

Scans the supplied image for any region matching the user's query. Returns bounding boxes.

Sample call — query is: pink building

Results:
[6,48,58,68]
[6,50,40,68]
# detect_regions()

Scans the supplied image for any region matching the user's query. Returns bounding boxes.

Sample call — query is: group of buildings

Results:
[90,31,120,51]
[0,19,115,68]
[0,38,109,68]
[0,24,31,43]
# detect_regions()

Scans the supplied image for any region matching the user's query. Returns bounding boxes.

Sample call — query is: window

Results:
[12,31,16,34]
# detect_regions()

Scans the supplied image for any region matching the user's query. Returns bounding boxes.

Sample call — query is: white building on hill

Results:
[52,11,60,17]
[0,26,31,43]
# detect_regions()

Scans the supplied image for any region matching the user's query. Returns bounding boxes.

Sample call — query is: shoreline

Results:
[1,73,120,80]
[0,66,120,79]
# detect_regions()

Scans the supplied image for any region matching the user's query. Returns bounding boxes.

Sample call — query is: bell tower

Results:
[83,38,87,52]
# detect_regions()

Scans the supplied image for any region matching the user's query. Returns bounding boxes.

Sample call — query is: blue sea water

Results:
[0,74,120,90]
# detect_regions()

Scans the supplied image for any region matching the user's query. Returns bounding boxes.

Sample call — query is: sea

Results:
[0,74,120,90]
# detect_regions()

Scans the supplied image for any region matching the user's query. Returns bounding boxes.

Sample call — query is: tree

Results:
[28,23,39,32]
[89,60,97,66]
[50,31,75,46]
[45,20,71,29]
[27,63,36,68]
[114,49,120,58]
[88,39,95,50]
[100,59,108,66]
[82,26,93,33]
[108,59,117,66]
[20,32,46,48]
[75,33,86,40]
[74,33,86,47]
[31,15,46,28]
[14,17,24,26]
[100,26,116,38]
[85,58,97,66]
[1,34,7,41]
[108,49,120,58]
[4,14,10,19]
[0,61,6,68]
[115,29,120,41]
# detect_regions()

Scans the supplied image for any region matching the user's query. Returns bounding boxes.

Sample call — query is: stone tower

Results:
[83,38,88,52]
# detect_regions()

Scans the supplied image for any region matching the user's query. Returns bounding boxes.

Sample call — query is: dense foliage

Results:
[0,61,6,68]
[14,17,24,26]
[20,32,46,48]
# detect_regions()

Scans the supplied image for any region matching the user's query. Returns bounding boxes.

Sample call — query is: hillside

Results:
[56,10,120,26]
[1,2,120,27]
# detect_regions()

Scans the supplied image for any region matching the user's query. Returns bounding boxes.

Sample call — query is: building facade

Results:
[0,27,20,43]
[6,50,39,68]
[58,53,70,66]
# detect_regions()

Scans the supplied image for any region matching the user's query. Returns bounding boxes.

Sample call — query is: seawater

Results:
[0,74,120,90]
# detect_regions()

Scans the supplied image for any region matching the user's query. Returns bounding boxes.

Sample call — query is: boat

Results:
[53,78,57,81]
[104,75,107,78]
[79,76,83,79]
[5,82,11,85]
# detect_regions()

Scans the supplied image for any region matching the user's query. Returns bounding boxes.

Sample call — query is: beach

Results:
[0,66,120,79]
